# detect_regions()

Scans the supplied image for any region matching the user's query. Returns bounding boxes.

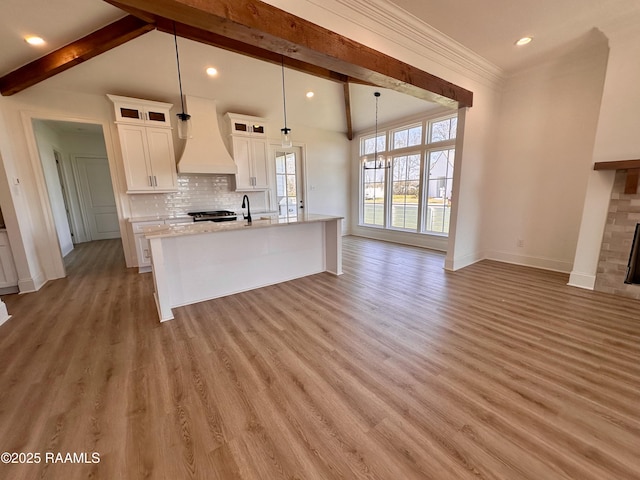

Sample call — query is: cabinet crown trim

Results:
[107,94,173,109]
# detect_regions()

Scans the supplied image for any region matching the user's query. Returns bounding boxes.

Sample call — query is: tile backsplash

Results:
[129,175,266,218]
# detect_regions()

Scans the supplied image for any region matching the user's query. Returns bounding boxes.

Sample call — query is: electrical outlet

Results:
[517,239,524,248]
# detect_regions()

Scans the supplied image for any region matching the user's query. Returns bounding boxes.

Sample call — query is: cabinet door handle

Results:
[153,176,157,186]
[149,176,153,186]
[144,249,150,259]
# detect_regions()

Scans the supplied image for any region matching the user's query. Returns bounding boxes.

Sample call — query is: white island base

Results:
[147,215,343,321]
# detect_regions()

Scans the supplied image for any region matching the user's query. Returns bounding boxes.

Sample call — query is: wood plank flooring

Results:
[0,236,639,479]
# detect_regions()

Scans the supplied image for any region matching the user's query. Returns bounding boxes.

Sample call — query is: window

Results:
[362,133,387,227]
[424,148,454,233]
[391,154,420,230]
[392,124,422,149]
[429,117,457,143]
[359,113,457,235]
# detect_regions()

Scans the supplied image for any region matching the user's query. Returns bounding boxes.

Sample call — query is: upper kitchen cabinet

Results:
[108,94,172,127]
[224,113,269,191]
[108,95,178,193]
[226,113,267,138]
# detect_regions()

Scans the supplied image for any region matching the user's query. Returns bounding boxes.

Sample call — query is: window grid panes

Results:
[392,125,422,150]
[429,117,458,143]
[275,152,298,220]
[361,134,386,156]
[360,113,457,236]
[362,160,386,226]
[424,148,454,234]
[391,154,421,230]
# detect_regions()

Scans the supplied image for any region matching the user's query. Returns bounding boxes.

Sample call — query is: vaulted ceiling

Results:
[1,0,638,133]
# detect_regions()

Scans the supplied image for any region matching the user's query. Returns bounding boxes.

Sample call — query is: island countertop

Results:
[143,213,343,239]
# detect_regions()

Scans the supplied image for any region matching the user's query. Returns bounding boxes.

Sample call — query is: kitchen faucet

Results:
[241,194,252,225]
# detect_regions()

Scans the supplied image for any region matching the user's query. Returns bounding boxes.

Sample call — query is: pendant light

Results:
[280,58,292,148]
[173,23,192,139]
[363,91,389,171]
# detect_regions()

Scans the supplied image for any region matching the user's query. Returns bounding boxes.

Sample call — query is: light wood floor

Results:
[0,237,639,479]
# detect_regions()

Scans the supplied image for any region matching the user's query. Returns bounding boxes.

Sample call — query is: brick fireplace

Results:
[594,170,640,299]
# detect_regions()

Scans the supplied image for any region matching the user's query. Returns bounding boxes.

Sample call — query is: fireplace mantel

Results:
[594,159,640,194]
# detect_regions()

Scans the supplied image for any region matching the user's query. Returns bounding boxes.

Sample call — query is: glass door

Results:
[274,147,304,220]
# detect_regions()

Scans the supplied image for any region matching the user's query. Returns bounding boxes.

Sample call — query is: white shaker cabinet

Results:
[0,231,18,291]
[230,136,269,190]
[108,95,178,193]
[130,220,165,271]
[117,124,177,192]
[225,113,270,191]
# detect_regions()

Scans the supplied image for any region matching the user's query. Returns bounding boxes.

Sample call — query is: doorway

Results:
[32,119,121,267]
[273,146,305,220]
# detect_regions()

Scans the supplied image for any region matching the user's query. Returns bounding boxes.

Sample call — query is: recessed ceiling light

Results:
[25,36,45,46]
[306,91,314,98]
[515,36,533,46]
[206,67,218,76]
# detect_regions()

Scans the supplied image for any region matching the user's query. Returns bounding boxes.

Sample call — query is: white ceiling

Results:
[1,0,639,134]
[391,0,640,73]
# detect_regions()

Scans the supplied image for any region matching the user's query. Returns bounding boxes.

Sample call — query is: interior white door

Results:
[76,157,120,240]
[274,146,304,220]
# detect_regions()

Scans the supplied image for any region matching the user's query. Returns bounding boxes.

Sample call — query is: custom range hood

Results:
[177,95,237,175]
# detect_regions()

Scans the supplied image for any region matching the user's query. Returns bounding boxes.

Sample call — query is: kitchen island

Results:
[145,214,343,321]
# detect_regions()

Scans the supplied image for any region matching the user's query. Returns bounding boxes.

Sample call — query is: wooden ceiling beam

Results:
[0,15,155,96]
[156,19,350,85]
[105,0,473,108]
[343,82,353,141]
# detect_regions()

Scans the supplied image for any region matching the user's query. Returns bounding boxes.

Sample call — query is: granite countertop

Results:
[127,215,193,223]
[128,211,279,223]
[143,214,343,239]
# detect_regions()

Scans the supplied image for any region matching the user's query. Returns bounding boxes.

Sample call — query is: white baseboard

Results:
[18,271,47,293]
[486,250,572,273]
[350,226,448,251]
[444,250,485,271]
[567,271,596,290]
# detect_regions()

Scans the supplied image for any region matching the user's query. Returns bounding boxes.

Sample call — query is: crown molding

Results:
[306,0,504,89]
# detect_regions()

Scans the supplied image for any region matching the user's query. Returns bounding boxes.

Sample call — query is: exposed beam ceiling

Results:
[105,0,472,108]
[0,15,153,96]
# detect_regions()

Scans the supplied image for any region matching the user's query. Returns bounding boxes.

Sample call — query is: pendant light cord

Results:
[363,92,385,171]
[374,91,380,169]
[173,22,186,114]
[281,58,288,131]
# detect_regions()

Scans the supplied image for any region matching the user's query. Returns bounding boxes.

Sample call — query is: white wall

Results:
[485,31,609,273]
[32,121,74,256]
[570,25,640,288]
[284,124,351,230]
[0,101,47,292]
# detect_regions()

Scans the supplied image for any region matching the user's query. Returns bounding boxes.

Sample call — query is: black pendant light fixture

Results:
[364,91,389,171]
[173,22,192,139]
[280,58,292,148]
